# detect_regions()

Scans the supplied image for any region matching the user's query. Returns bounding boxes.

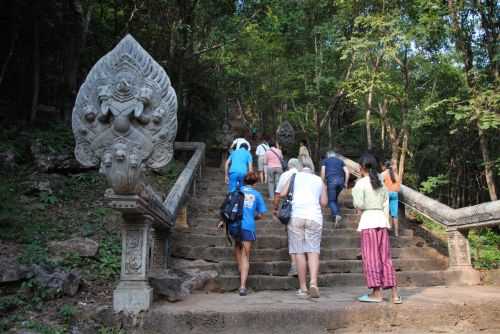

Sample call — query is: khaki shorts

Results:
[257,155,266,171]
[287,217,322,254]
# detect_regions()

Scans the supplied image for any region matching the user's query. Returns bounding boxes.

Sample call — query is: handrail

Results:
[163,142,205,219]
[336,154,500,230]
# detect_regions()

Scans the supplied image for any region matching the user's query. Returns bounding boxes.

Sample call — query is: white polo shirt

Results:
[290,170,324,225]
[275,168,298,194]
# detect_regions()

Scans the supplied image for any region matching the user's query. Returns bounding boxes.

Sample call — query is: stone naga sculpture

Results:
[72,34,177,194]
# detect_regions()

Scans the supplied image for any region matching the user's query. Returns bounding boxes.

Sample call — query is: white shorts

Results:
[287,217,322,254]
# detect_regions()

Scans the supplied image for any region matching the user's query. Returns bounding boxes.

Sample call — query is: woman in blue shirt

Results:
[219,171,267,296]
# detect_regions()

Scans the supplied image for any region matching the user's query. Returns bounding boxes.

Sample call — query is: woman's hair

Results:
[359,152,382,189]
[268,140,276,147]
[384,160,396,183]
[300,139,307,146]
[244,171,259,185]
[240,143,249,150]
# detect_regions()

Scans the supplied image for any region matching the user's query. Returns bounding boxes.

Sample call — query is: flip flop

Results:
[392,296,403,304]
[357,294,383,303]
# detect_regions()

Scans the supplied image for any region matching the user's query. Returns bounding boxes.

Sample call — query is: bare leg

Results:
[240,241,252,289]
[306,252,320,287]
[393,218,399,237]
[370,287,382,299]
[295,253,308,291]
[391,286,400,300]
[234,243,242,274]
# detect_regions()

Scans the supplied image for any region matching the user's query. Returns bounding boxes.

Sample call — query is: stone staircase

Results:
[171,167,451,291]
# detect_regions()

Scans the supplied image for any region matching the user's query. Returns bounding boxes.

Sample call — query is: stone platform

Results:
[117,286,500,334]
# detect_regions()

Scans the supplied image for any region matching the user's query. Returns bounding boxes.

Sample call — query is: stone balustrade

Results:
[108,142,205,313]
[337,153,500,285]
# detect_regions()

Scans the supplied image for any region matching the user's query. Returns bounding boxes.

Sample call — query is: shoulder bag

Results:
[278,173,296,225]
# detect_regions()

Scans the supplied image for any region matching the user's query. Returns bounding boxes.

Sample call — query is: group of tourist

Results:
[222,135,402,303]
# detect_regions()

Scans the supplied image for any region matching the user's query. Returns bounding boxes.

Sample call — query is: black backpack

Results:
[219,188,245,244]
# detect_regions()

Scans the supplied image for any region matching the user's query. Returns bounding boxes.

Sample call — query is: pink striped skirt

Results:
[360,228,396,289]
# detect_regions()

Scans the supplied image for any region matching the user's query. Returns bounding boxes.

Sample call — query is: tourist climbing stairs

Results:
[171,167,452,291]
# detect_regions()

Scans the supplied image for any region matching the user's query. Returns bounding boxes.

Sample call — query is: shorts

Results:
[257,155,265,171]
[287,217,322,254]
[229,225,256,242]
[388,192,398,218]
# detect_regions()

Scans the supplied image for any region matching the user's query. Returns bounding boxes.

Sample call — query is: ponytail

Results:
[368,167,382,189]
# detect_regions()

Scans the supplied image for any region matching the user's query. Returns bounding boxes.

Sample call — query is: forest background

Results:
[0,0,498,210]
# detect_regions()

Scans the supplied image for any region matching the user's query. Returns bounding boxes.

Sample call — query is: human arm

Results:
[224,158,230,184]
[255,192,267,221]
[320,183,328,207]
[247,152,253,172]
[343,166,350,188]
[320,166,326,182]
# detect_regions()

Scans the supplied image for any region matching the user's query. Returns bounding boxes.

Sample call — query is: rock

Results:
[32,265,81,298]
[149,268,217,302]
[29,180,53,194]
[1,263,32,284]
[30,140,91,174]
[48,238,99,258]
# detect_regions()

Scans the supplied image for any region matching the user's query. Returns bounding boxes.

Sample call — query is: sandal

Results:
[392,296,403,304]
[357,294,383,303]
[309,285,320,298]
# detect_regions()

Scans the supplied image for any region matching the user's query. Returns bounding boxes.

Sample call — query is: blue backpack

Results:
[220,188,245,243]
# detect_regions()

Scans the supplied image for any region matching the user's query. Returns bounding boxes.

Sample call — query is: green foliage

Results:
[419,174,449,196]
[22,320,65,334]
[58,304,77,324]
[95,236,122,280]
[469,228,500,270]
[18,241,50,265]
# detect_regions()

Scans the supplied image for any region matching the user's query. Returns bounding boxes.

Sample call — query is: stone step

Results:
[175,225,414,237]
[215,270,457,291]
[217,259,445,276]
[131,286,500,334]
[171,233,419,249]
[171,246,445,263]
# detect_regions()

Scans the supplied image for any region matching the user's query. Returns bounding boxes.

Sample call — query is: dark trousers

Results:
[327,177,344,217]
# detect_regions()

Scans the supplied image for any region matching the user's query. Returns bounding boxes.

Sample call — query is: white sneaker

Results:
[296,289,308,297]
[334,215,342,227]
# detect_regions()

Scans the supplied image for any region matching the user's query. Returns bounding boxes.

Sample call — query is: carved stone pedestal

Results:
[113,281,153,313]
[114,214,153,313]
[446,227,480,285]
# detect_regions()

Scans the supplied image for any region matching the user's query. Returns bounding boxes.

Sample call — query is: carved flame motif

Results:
[72,34,178,176]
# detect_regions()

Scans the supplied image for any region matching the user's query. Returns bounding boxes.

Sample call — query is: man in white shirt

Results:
[255,139,270,183]
[280,160,328,298]
[272,158,302,276]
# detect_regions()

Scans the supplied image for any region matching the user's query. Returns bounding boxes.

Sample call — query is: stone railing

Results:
[337,154,500,285]
[106,142,205,313]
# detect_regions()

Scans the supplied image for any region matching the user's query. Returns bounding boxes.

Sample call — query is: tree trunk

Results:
[366,85,373,150]
[29,17,40,123]
[398,130,409,182]
[478,126,498,201]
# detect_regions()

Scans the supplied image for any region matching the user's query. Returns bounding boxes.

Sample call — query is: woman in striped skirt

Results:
[352,153,402,304]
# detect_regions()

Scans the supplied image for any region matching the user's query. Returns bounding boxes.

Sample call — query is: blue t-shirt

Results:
[322,157,345,181]
[240,185,267,233]
[228,148,253,174]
